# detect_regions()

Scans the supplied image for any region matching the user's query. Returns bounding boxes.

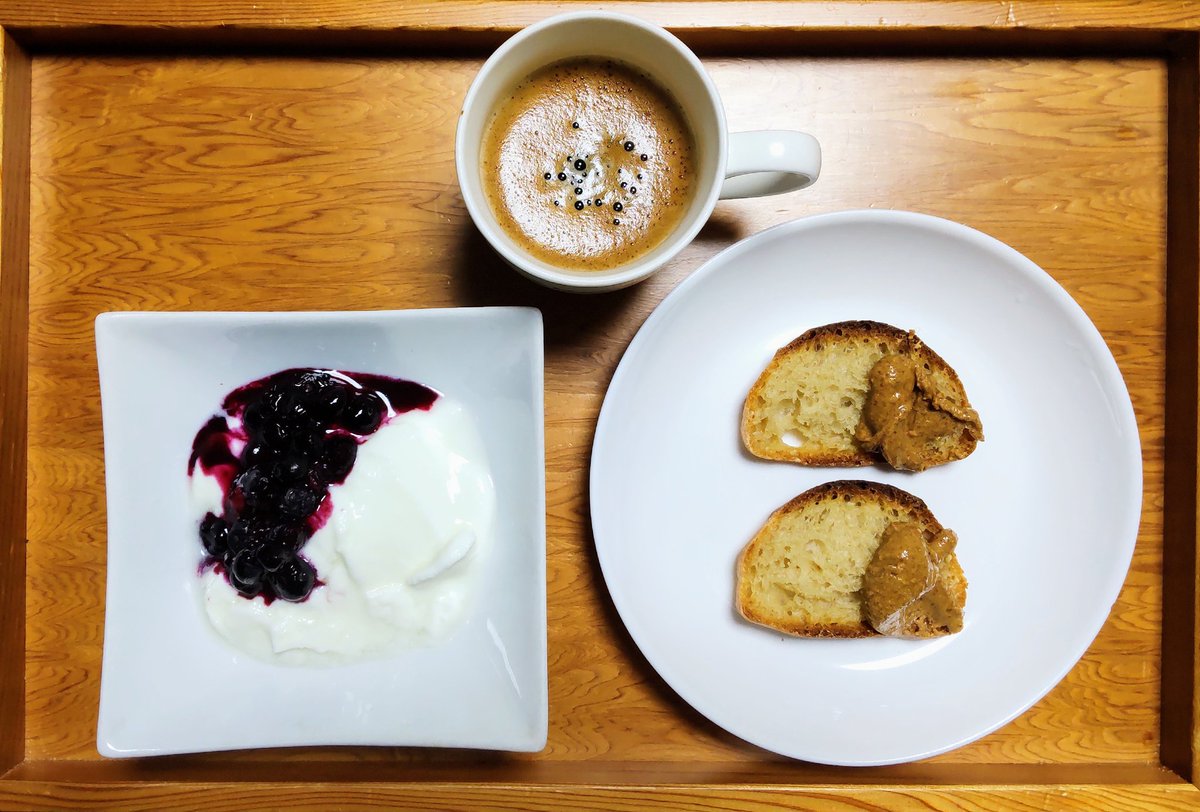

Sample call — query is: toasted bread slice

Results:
[740,321,982,469]
[735,481,967,638]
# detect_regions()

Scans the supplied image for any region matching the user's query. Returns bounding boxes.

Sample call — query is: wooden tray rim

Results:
[1,2,1198,806]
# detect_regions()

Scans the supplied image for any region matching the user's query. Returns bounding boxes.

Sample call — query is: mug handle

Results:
[719,131,822,200]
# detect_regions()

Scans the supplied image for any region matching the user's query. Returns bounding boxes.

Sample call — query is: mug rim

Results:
[454,10,728,291]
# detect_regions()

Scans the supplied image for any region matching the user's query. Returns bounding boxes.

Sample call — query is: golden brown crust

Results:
[741,321,981,468]
[778,320,909,354]
[735,481,964,639]
[774,479,940,518]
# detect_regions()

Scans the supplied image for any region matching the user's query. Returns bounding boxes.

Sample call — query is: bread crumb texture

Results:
[741,321,981,469]
[736,481,966,638]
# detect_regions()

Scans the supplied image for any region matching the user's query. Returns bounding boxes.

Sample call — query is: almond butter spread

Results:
[863,522,963,637]
[854,353,983,472]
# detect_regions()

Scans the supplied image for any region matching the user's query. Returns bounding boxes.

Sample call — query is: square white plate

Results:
[95,307,546,757]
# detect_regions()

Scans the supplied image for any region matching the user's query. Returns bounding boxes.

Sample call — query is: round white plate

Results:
[590,210,1141,766]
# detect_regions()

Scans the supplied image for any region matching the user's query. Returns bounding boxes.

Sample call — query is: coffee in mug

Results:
[480,58,697,272]
[456,11,822,292]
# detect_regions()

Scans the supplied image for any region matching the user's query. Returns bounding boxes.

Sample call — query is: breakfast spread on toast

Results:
[738,323,980,639]
[741,320,983,472]
[735,481,966,638]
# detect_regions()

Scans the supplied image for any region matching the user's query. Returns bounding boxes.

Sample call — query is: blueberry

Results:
[280,485,321,520]
[259,420,293,448]
[199,513,228,557]
[229,549,265,596]
[256,542,292,573]
[271,454,309,483]
[234,467,275,507]
[230,520,278,560]
[282,398,314,427]
[226,518,253,552]
[293,426,327,453]
[235,466,264,491]
[298,377,349,421]
[267,525,305,550]
[295,370,333,397]
[242,400,267,435]
[270,556,316,602]
[260,385,294,420]
[241,441,276,466]
[339,391,384,435]
[315,434,357,484]
[320,389,349,420]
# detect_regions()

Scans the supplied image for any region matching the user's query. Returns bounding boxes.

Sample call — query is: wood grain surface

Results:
[0,31,30,777]
[1,0,1199,34]
[18,47,1167,790]
[1,779,1199,812]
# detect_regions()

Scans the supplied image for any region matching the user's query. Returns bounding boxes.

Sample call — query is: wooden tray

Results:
[2,2,1198,808]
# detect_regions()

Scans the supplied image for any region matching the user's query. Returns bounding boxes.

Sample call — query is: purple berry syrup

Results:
[188,368,438,603]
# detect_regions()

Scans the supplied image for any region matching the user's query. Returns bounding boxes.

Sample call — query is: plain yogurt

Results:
[190,396,495,666]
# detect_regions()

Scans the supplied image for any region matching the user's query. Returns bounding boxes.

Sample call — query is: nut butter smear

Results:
[480,58,696,271]
[863,522,963,637]
[854,353,984,471]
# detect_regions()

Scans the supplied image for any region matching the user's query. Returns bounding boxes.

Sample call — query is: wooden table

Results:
[1,2,1198,808]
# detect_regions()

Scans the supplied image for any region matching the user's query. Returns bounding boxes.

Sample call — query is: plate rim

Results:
[589,208,1143,766]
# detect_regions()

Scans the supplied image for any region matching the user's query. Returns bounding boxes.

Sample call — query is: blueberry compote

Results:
[188,369,438,603]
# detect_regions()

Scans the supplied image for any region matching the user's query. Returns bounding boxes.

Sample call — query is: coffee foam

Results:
[481,58,696,272]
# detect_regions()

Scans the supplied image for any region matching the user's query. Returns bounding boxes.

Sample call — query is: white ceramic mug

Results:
[455,11,822,292]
